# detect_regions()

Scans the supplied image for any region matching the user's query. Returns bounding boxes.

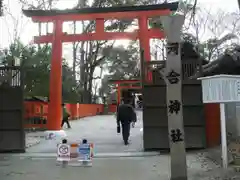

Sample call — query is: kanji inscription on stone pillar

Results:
[161,12,187,180]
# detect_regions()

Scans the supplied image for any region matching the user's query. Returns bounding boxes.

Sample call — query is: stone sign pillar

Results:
[161,13,187,180]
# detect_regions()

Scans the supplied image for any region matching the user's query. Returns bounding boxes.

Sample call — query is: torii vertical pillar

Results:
[161,13,187,180]
[47,20,63,130]
[138,16,152,82]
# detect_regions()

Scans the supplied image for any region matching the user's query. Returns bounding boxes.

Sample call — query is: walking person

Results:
[116,98,137,145]
[61,103,71,129]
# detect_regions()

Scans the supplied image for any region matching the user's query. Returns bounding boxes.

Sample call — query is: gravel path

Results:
[19,114,240,179]
[0,153,240,180]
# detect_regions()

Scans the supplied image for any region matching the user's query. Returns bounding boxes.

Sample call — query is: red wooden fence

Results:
[24,101,105,129]
[24,101,221,148]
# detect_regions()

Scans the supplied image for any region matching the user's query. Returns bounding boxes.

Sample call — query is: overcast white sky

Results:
[0,0,239,54]
[0,0,239,47]
[0,0,238,91]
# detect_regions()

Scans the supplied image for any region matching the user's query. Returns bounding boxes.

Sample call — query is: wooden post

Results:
[161,13,187,180]
[140,49,145,89]
[220,103,228,168]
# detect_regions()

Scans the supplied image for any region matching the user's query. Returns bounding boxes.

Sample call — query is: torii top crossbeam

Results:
[23,3,178,43]
[23,3,178,21]
[22,2,178,131]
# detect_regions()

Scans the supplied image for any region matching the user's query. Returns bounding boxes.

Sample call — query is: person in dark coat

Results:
[116,98,137,145]
[61,103,71,129]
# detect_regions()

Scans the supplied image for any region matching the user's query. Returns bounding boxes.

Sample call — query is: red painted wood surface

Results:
[111,80,141,105]
[34,30,164,43]
[24,101,105,129]
[25,7,174,130]
[47,20,63,130]
[108,104,117,113]
[205,103,221,147]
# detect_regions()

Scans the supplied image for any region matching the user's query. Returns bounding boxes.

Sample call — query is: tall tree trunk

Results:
[38,23,41,49]
[99,66,103,96]
[83,41,91,103]
[72,21,77,81]
[79,42,85,103]
[93,82,98,102]
[87,67,94,103]
[79,21,86,103]
[46,22,49,46]
[162,40,166,60]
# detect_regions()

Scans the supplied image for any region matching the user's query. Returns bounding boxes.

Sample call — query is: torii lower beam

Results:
[34,29,164,43]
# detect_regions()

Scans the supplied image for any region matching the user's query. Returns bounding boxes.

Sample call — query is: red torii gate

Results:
[110,79,141,104]
[23,2,178,130]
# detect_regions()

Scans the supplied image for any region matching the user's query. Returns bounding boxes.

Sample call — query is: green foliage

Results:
[106,44,139,78]
[69,0,145,103]
[183,33,238,61]
[149,17,163,29]
[99,43,139,97]
[2,41,79,102]
[17,0,176,103]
